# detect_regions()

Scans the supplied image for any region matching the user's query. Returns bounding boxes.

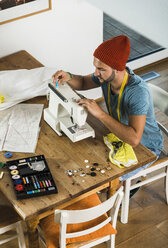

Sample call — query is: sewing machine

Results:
[44,81,95,142]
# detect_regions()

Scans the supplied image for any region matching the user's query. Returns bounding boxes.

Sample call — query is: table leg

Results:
[107,178,120,198]
[26,217,40,248]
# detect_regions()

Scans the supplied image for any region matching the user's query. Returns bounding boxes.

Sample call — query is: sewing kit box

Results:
[7,155,58,200]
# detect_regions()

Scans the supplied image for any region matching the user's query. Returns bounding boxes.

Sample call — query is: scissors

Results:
[111,141,123,158]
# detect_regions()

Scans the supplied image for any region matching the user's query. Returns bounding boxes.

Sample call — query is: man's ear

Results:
[113,69,118,75]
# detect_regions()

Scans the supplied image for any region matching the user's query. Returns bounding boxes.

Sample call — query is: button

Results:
[87,172,97,177]
[93,162,99,166]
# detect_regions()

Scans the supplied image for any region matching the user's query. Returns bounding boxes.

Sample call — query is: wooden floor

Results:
[134,58,168,93]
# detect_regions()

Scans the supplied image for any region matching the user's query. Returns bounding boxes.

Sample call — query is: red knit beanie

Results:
[93,35,130,71]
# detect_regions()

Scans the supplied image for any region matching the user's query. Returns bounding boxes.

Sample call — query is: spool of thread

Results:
[5,152,12,158]
[9,165,17,170]
[15,184,24,191]
[11,170,19,175]
[12,175,20,180]
[14,179,22,185]
[0,172,4,179]
[0,162,5,168]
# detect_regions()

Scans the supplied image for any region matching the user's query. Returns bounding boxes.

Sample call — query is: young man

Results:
[52,35,163,183]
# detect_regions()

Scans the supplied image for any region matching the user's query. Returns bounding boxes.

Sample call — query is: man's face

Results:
[93,57,115,83]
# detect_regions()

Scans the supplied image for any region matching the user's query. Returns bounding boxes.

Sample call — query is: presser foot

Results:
[59,117,95,142]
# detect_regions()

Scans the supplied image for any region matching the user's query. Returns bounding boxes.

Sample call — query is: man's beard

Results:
[98,70,115,85]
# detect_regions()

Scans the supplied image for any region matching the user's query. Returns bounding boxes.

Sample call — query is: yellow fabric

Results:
[40,193,117,248]
[0,94,5,104]
[103,133,138,168]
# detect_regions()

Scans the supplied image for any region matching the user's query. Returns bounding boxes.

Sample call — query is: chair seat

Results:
[66,238,105,248]
[0,205,21,228]
[39,191,122,248]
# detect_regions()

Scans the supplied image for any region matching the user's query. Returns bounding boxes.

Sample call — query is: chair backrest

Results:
[157,120,168,156]
[157,121,168,137]
[148,83,168,115]
[54,186,123,248]
[0,205,26,248]
[148,83,168,155]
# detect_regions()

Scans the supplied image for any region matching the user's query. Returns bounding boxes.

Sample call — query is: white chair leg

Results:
[16,221,26,248]
[165,166,168,204]
[121,179,131,224]
[108,234,115,248]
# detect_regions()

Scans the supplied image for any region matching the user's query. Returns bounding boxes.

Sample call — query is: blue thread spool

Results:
[5,152,13,158]
[14,179,22,185]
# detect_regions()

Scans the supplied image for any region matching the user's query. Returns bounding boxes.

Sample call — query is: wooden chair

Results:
[148,82,168,115]
[38,187,123,248]
[121,84,168,224]
[0,204,26,247]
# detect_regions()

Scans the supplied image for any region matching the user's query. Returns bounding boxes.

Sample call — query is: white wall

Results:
[86,0,168,47]
[1,0,168,76]
[0,0,103,74]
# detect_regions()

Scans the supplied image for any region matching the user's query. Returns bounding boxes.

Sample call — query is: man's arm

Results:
[52,71,146,147]
[99,113,146,147]
[78,98,146,147]
[52,70,98,90]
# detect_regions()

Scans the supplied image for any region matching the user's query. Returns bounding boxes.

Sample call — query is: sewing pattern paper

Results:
[0,104,43,153]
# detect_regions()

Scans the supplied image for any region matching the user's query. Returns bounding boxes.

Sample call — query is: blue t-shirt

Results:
[91,67,163,151]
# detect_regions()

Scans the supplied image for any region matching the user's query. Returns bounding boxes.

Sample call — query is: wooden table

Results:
[0,51,157,248]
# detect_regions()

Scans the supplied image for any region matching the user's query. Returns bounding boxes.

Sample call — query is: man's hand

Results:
[52,70,71,85]
[77,99,104,119]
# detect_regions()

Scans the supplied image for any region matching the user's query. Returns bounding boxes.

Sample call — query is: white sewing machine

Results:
[44,81,95,142]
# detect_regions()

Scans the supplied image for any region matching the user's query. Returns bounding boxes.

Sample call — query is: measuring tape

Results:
[108,71,128,121]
